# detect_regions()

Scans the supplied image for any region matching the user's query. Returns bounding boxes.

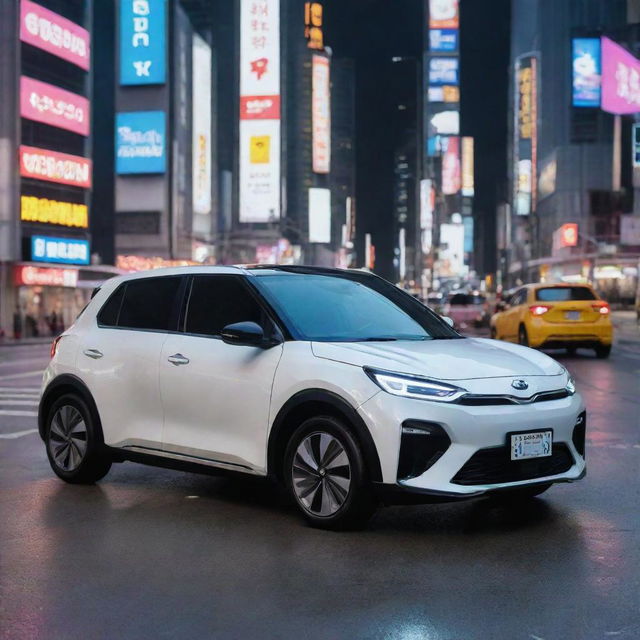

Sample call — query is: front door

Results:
[159,275,283,473]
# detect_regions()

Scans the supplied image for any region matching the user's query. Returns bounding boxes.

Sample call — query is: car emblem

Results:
[511,379,528,391]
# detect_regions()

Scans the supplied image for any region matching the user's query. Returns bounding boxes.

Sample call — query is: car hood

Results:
[311,337,564,381]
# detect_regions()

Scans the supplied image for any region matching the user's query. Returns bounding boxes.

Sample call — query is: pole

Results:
[613,114,621,192]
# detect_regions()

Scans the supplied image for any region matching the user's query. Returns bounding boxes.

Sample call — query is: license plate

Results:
[565,311,581,320]
[510,431,552,461]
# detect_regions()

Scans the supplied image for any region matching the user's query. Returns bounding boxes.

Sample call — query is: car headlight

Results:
[565,374,576,395]
[364,367,467,402]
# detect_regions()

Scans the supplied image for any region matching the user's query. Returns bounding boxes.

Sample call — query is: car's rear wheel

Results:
[45,394,111,484]
[566,346,577,356]
[518,325,529,347]
[284,416,377,530]
[489,483,552,502]
[490,327,497,339]
[595,345,611,359]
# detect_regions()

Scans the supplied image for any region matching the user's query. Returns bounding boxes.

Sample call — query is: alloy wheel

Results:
[48,405,88,472]
[291,431,351,517]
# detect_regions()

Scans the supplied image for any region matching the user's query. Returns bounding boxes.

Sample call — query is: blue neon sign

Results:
[116,111,166,174]
[430,29,458,52]
[429,57,459,85]
[120,0,166,85]
[572,38,601,107]
[31,235,90,265]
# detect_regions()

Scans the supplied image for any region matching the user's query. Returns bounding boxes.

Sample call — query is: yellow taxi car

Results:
[490,283,613,358]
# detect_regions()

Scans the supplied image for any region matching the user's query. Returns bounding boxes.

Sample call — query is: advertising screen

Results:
[429,29,457,52]
[514,55,537,215]
[572,38,601,107]
[239,0,281,222]
[31,235,90,265]
[192,34,212,215]
[20,0,90,70]
[601,36,640,114]
[429,0,458,29]
[115,111,166,174]
[119,0,166,85]
[429,108,459,135]
[429,58,459,85]
[441,136,461,195]
[461,136,474,197]
[14,265,78,288]
[20,145,91,188]
[20,76,89,136]
[21,195,88,228]
[312,55,331,174]
[308,188,331,243]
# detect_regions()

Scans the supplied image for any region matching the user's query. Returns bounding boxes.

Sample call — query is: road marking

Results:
[0,387,40,393]
[0,410,38,417]
[0,428,38,439]
[0,399,39,406]
[0,392,39,398]
[0,370,43,381]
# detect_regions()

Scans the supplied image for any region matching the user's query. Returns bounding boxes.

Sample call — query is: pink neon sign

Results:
[20,0,90,71]
[20,145,92,189]
[601,36,640,115]
[20,76,89,136]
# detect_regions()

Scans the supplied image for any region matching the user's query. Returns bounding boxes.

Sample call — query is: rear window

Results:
[449,293,485,305]
[535,287,596,302]
[98,276,182,331]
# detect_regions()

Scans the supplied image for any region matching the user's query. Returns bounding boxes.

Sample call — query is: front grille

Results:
[458,389,569,406]
[451,443,574,486]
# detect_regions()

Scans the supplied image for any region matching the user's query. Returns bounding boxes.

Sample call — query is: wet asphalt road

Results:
[0,332,639,640]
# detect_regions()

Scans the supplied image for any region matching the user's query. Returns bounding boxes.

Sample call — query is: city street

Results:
[0,322,638,640]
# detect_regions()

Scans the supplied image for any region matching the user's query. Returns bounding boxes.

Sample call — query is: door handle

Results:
[83,349,103,360]
[168,353,190,366]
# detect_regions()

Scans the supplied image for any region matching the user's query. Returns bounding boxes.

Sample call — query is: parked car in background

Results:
[490,283,613,358]
[442,291,489,329]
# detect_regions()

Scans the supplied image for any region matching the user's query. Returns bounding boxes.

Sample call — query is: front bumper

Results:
[358,388,586,495]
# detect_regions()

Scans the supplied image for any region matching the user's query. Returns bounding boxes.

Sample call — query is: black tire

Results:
[566,346,577,356]
[45,393,112,484]
[284,415,377,530]
[595,345,611,359]
[490,327,497,339]
[489,483,552,503]
[518,325,529,347]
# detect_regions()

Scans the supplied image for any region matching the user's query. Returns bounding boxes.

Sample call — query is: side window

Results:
[118,277,182,331]
[511,289,525,307]
[185,276,264,337]
[97,285,125,327]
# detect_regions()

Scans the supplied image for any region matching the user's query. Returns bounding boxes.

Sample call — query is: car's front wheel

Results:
[284,416,377,530]
[45,394,112,484]
[595,345,611,359]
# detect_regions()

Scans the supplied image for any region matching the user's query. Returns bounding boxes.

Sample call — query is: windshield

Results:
[253,272,461,342]
[535,287,596,302]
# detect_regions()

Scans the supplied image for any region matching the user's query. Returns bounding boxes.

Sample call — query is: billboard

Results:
[572,38,601,107]
[601,36,640,114]
[429,108,459,135]
[20,0,90,70]
[115,111,166,174]
[461,136,474,197]
[514,55,537,215]
[441,136,461,195]
[420,179,434,253]
[192,34,212,215]
[14,265,78,288]
[308,188,331,243]
[31,235,90,265]
[429,0,458,29]
[119,0,166,85]
[312,55,331,174]
[20,76,89,136]
[21,195,88,228]
[239,0,281,222]
[428,85,459,102]
[429,57,458,85]
[429,29,457,52]
[20,145,91,188]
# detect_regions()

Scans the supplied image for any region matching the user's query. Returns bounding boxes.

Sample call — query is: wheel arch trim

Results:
[268,388,383,482]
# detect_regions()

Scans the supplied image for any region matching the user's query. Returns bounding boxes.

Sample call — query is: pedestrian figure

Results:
[13,307,22,340]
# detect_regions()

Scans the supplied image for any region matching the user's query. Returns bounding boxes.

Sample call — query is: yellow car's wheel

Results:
[518,325,529,347]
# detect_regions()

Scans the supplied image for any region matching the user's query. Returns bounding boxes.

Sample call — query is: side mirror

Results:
[442,316,454,328]
[221,321,279,348]
[496,301,508,312]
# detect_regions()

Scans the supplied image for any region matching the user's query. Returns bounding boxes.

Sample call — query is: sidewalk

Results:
[611,310,639,342]
[0,336,53,348]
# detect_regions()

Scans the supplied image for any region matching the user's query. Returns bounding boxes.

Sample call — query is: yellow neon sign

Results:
[20,195,88,228]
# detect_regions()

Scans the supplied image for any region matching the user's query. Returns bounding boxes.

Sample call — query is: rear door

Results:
[77,275,184,449]
[500,288,526,340]
[534,286,601,324]
[159,275,283,473]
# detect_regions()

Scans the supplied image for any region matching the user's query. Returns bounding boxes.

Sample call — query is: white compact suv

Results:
[39,266,586,529]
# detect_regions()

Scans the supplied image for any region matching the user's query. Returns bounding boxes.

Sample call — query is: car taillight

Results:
[591,303,610,315]
[529,305,552,316]
[50,336,62,358]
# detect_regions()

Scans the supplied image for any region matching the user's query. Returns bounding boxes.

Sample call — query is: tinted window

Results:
[253,272,460,342]
[536,287,596,302]
[185,276,264,336]
[449,293,486,305]
[118,277,182,331]
[97,285,125,327]
[510,289,526,306]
